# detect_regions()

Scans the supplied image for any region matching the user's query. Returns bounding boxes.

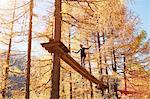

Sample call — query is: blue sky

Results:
[127,0,150,38]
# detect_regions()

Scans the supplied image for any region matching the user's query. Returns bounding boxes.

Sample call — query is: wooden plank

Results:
[41,42,108,89]
[41,40,70,53]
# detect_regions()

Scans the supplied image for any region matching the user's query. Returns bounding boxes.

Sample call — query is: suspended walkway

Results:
[41,39,108,90]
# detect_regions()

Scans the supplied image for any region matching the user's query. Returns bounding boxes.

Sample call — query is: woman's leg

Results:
[83,56,86,67]
[81,56,83,66]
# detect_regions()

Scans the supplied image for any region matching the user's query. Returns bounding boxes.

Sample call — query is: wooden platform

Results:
[41,40,108,89]
[42,39,70,53]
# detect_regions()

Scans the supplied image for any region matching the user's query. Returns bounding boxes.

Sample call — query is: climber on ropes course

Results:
[73,44,91,67]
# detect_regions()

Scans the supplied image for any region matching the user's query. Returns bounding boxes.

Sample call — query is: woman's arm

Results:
[84,46,91,49]
[72,49,80,53]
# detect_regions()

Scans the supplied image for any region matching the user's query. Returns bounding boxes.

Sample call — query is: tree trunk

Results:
[61,72,65,98]
[69,72,72,99]
[50,0,62,98]
[102,32,110,94]
[25,0,33,98]
[123,54,127,95]
[69,25,72,99]
[97,33,102,75]
[112,49,118,98]
[2,0,16,98]
[97,32,104,96]
[87,40,93,99]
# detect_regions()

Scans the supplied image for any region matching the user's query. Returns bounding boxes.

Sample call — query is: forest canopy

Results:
[0,0,149,99]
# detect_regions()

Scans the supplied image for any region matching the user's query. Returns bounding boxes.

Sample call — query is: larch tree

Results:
[25,0,33,98]
[1,0,17,98]
[0,0,148,98]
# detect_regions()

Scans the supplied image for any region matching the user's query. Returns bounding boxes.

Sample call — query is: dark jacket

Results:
[75,47,89,57]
